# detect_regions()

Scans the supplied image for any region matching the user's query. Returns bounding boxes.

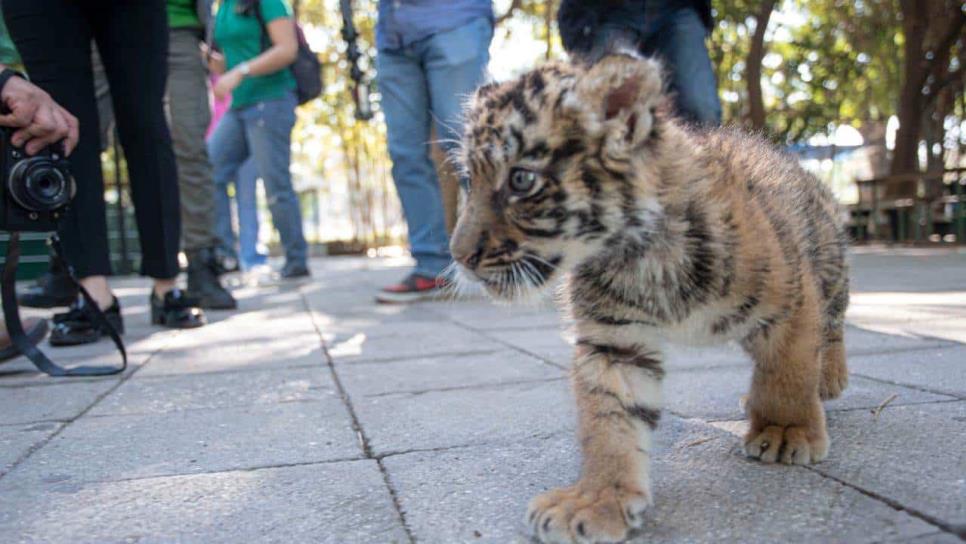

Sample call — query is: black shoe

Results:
[150,289,206,329]
[18,268,78,308]
[211,246,240,275]
[186,248,237,310]
[50,297,124,347]
[280,261,310,279]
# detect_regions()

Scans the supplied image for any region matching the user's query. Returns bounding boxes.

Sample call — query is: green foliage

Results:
[711,0,904,143]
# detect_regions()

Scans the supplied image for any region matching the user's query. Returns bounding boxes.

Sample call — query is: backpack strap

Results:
[250,0,270,51]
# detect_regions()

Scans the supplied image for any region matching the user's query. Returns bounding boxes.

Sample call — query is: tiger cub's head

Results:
[451,54,666,300]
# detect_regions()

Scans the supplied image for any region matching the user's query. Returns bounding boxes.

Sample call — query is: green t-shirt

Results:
[167,0,202,29]
[0,5,21,65]
[214,0,296,109]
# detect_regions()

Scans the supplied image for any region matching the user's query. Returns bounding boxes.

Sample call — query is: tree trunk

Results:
[859,121,891,179]
[890,0,928,179]
[746,0,777,131]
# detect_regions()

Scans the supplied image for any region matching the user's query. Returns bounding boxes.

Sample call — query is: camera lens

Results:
[8,156,74,212]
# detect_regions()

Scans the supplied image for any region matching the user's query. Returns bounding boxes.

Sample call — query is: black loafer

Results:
[50,297,124,347]
[150,289,206,329]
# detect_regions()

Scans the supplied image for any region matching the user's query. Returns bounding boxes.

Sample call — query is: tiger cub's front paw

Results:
[525,482,650,544]
[744,424,829,465]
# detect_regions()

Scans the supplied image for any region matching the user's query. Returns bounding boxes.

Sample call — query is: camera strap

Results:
[2,233,126,376]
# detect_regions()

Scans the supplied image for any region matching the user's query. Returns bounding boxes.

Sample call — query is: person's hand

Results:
[200,43,226,75]
[213,68,243,101]
[0,76,78,156]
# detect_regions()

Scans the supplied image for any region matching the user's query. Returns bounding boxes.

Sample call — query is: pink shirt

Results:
[207,74,232,139]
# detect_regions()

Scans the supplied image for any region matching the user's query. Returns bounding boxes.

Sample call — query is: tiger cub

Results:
[450,53,850,544]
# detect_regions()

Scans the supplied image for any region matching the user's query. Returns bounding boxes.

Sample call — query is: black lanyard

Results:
[2,233,126,376]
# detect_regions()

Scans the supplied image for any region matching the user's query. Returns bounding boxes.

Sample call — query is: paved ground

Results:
[0,247,964,543]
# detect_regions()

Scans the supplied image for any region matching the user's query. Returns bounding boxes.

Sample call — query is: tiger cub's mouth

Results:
[457,254,562,301]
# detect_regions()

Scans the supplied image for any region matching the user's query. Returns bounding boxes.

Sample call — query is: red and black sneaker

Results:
[375,273,447,304]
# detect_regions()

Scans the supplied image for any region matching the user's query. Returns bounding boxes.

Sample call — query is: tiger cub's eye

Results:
[509,168,538,194]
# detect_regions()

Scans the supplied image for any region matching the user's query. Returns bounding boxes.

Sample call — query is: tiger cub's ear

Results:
[576,54,664,148]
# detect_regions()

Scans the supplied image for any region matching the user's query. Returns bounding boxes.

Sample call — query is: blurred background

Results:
[103,0,966,271]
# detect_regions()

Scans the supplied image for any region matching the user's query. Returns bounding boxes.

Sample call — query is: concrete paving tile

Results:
[0,460,407,544]
[384,416,936,543]
[338,350,562,397]
[849,345,966,398]
[137,333,324,377]
[486,328,575,364]
[843,325,956,355]
[354,379,573,455]
[326,322,501,364]
[0,380,117,425]
[0,400,361,488]
[849,249,966,293]
[304,286,434,317]
[902,532,966,543]
[0,422,62,477]
[0,332,167,387]
[814,402,966,528]
[89,367,337,416]
[488,325,950,372]
[435,300,564,331]
[664,367,955,420]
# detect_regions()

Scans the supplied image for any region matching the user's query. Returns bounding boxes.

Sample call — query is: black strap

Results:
[2,233,126,376]
[251,0,270,52]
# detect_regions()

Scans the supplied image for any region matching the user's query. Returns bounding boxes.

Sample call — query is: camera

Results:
[0,127,75,232]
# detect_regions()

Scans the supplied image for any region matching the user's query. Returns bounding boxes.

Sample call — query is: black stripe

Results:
[549,138,585,165]
[614,353,665,379]
[711,295,760,336]
[627,404,661,429]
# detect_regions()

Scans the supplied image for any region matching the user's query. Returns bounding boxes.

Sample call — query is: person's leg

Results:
[376,45,449,279]
[166,26,235,309]
[90,0,205,328]
[235,158,267,269]
[641,7,721,126]
[89,0,181,287]
[423,16,493,186]
[166,27,218,252]
[5,0,130,344]
[3,0,112,285]
[213,178,237,255]
[239,93,308,273]
[209,110,251,259]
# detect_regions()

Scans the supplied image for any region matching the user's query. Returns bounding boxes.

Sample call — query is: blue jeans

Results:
[377,16,493,278]
[214,158,269,270]
[208,92,308,268]
[595,4,721,126]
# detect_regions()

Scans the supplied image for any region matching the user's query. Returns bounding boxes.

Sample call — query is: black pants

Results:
[3,0,181,279]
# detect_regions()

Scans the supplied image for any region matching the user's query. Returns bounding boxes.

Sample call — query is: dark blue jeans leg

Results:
[240,93,308,268]
[377,45,450,278]
[643,8,721,126]
[423,16,493,189]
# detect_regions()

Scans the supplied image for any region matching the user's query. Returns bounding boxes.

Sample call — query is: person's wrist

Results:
[238,61,251,78]
[0,68,26,96]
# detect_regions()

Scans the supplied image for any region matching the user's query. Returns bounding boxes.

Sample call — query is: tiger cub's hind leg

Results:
[742,289,829,465]
[819,329,848,400]
[820,288,849,400]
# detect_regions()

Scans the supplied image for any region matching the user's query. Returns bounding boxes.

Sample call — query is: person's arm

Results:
[212,17,298,100]
[0,65,78,155]
[200,42,227,75]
